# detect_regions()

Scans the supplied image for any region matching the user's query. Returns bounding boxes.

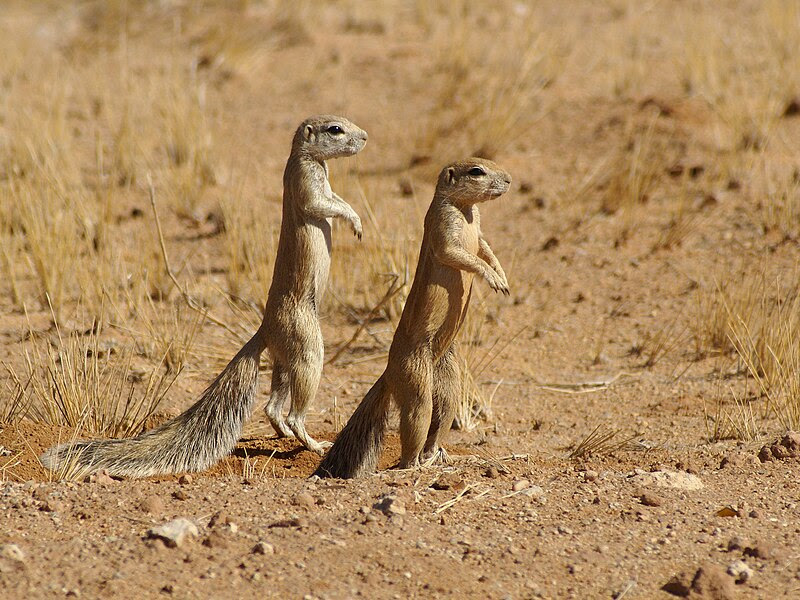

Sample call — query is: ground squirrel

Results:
[41,115,367,478]
[315,158,511,478]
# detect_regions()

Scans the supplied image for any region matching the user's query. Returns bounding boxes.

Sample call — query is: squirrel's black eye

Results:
[467,167,486,176]
[327,125,344,134]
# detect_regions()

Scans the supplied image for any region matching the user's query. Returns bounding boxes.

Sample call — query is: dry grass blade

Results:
[1,363,33,422]
[535,372,634,394]
[434,483,481,515]
[472,448,512,474]
[148,176,239,339]
[326,273,407,366]
[637,316,688,369]
[704,380,761,443]
[453,325,527,431]
[131,297,207,374]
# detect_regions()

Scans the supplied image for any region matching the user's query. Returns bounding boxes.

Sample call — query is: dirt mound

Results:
[202,432,402,480]
[0,421,405,482]
[758,431,800,462]
[0,421,79,482]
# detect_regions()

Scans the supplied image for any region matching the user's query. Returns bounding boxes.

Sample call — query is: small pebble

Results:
[40,498,67,513]
[727,537,744,552]
[87,470,115,485]
[373,496,406,516]
[208,511,232,528]
[521,485,545,500]
[293,492,316,508]
[744,540,775,560]
[727,559,753,584]
[252,542,275,555]
[0,544,25,562]
[639,493,663,507]
[140,496,165,515]
[512,479,530,492]
[146,519,199,548]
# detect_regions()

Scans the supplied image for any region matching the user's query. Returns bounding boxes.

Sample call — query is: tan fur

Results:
[41,115,367,477]
[315,158,511,479]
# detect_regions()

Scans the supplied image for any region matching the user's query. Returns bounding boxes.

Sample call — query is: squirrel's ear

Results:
[303,124,314,142]
[447,167,456,184]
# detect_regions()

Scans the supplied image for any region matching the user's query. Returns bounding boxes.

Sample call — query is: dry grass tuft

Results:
[724,276,800,432]
[704,378,761,443]
[681,3,800,152]
[16,319,179,439]
[694,266,800,436]
[754,160,800,240]
[568,425,639,460]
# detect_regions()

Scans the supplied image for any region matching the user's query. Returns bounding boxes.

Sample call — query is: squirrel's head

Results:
[293,115,368,160]
[436,158,512,205]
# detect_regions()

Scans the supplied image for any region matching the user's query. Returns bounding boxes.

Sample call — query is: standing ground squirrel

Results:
[41,115,367,478]
[315,158,511,478]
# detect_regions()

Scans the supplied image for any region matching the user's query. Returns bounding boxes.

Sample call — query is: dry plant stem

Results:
[453,325,527,431]
[148,176,239,339]
[0,243,22,309]
[435,483,480,514]
[535,372,634,394]
[1,363,32,422]
[326,273,406,366]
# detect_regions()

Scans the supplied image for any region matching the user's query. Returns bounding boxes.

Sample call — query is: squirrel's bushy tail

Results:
[314,374,390,478]
[41,335,265,479]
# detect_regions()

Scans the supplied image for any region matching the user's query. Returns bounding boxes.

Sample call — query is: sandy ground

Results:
[2,1,800,598]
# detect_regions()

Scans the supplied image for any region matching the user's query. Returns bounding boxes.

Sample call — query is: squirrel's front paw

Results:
[485,271,510,296]
[497,271,510,295]
[351,215,363,240]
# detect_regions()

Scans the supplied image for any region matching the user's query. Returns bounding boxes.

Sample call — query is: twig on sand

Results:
[148,175,239,339]
[326,272,407,366]
[535,371,636,394]
[434,483,487,514]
